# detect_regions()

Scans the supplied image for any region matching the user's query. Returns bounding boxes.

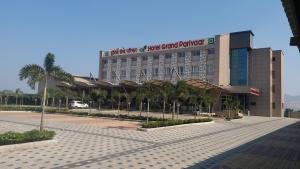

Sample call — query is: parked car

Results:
[69,101,89,109]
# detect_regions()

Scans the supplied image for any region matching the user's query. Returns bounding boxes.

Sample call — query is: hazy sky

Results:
[1,0,299,95]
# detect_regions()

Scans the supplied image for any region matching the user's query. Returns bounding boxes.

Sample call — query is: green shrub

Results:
[0,130,56,146]
[142,118,212,128]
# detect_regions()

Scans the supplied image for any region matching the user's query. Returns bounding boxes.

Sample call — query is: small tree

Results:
[19,53,73,131]
[136,89,146,117]
[15,88,23,106]
[91,89,108,111]
[202,94,214,116]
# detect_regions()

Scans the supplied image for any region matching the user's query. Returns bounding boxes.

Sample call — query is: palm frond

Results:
[49,66,74,84]
[44,53,55,72]
[19,64,45,90]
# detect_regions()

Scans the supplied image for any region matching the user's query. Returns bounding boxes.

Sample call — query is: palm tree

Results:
[91,89,108,111]
[19,53,73,131]
[111,90,122,116]
[141,82,156,123]
[15,88,23,106]
[136,89,146,117]
[158,87,168,119]
[224,97,234,119]
[202,94,214,116]
[124,91,136,115]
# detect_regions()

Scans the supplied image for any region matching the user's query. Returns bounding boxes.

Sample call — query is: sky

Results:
[0,0,299,95]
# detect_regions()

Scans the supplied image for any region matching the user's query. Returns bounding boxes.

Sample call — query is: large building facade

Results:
[99,31,284,117]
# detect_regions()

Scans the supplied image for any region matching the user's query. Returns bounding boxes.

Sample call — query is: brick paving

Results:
[0,111,299,169]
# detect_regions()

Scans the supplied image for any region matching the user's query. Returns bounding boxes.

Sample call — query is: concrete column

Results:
[125,57,131,80]
[136,56,142,82]
[184,51,192,80]
[147,55,153,80]
[116,58,121,84]
[107,59,112,82]
[199,50,207,81]
[171,53,178,83]
[158,54,165,80]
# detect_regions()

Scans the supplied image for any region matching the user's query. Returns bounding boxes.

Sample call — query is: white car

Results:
[69,101,89,109]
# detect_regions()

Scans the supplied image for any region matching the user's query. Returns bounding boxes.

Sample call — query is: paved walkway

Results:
[0,111,299,169]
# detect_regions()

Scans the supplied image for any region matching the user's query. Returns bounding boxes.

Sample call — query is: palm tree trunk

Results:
[176,103,179,120]
[147,99,150,124]
[66,96,69,108]
[163,100,165,120]
[41,77,47,131]
[139,101,142,117]
[52,97,55,107]
[172,101,175,120]
[117,99,120,117]
[98,102,101,110]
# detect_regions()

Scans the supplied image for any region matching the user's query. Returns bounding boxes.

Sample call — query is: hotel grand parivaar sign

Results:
[102,38,215,56]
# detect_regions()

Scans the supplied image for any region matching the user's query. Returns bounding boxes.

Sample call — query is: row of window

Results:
[102,64,215,80]
[102,49,215,65]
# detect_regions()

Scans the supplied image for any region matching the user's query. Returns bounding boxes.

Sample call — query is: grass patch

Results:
[0,130,56,146]
[142,118,212,128]
[0,105,42,112]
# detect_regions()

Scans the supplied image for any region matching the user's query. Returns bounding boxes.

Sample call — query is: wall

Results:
[248,48,272,116]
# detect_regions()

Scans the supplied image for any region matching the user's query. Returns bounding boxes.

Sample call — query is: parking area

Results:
[0,111,299,169]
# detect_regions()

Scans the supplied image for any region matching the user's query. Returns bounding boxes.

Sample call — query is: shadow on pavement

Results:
[187,121,300,169]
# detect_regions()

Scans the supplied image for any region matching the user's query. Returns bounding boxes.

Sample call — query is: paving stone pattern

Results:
[0,112,298,169]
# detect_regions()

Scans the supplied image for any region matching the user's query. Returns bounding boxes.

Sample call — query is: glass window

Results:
[121,58,127,62]
[177,52,185,58]
[102,60,107,64]
[272,70,275,79]
[207,48,215,55]
[142,56,148,61]
[165,53,172,59]
[165,67,171,75]
[130,70,136,79]
[152,68,159,76]
[177,66,184,75]
[153,55,159,60]
[230,48,248,85]
[143,69,147,75]
[112,59,117,63]
[206,64,215,75]
[191,50,200,56]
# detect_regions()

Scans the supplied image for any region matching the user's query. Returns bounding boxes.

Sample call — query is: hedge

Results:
[0,130,56,146]
[142,118,212,128]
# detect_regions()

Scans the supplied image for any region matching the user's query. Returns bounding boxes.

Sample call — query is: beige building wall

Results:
[214,34,230,86]
[249,48,272,116]
[272,50,284,117]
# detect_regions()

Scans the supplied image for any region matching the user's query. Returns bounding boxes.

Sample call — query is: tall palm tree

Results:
[111,89,122,115]
[158,87,168,119]
[202,94,214,115]
[141,82,156,123]
[124,91,136,115]
[19,53,73,131]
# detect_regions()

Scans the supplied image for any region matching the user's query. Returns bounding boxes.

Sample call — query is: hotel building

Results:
[99,30,284,117]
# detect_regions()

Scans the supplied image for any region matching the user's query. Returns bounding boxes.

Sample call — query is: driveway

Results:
[0,111,298,169]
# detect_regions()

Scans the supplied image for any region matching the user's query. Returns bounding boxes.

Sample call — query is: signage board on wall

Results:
[102,38,215,56]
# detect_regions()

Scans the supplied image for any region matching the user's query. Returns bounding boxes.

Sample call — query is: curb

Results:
[137,121,215,132]
[0,139,58,153]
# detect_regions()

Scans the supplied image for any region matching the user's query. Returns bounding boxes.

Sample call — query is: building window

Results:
[143,69,147,75]
[152,68,159,77]
[207,48,215,55]
[131,57,137,66]
[177,52,185,58]
[191,50,200,56]
[177,66,184,75]
[272,102,276,109]
[130,70,136,79]
[272,70,275,79]
[121,58,127,67]
[102,60,107,65]
[112,59,117,63]
[191,66,199,76]
[272,57,276,62]
[153,55,159,60]
[102,71,107,80]
[121,58,127,63]
[230,48,248,85]
[272,85,275,93]
[142,56,148,61]
[165,67,171,76]
[120,70,126,79]
[165,53,172,59]
[206,64,215,75]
